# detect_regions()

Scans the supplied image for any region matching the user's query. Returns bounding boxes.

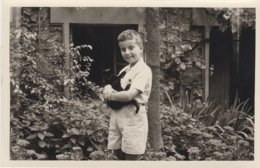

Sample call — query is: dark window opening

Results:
[209,27,255,114]
[71,24,138,87]
[235,27,255,114]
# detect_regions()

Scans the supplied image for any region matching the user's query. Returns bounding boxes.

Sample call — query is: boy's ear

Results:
[139,44,144,53]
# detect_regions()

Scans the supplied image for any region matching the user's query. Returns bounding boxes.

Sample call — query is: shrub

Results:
[185,94,254,131]
[10,139,47,160]
[160,104,254,160]
[10,20,107,160]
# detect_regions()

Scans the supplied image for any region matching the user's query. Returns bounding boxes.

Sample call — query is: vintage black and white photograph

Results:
[2,1,258,167]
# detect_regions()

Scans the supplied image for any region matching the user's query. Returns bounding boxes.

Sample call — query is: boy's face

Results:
[119,39,143,66]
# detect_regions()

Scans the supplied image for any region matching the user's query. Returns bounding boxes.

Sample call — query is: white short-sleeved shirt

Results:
[118,58,152,104]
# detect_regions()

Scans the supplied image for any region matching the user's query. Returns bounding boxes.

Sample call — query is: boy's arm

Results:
[105,66,152,102]
[109,89,141,102]
[103,84,116,102]
[109,67,152,102]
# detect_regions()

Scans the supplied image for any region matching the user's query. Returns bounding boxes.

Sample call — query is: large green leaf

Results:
[71,128,80,135]
[38,140,46,148]
[26,133,37,140]
[30,126,40,131]
[30,14,38,22]
[46,143,51,148]
[37,132,45,140]
[70,137,77,144]
[44,132,54,137]
[78,137,85,146]
[61,144,71,150]
[62,134,70,138]
[87,130,94,135]
[87,146,94,152]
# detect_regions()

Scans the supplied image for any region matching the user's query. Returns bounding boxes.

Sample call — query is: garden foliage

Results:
[10,8,109,160]
[10,7,254,161]
[159,8,255,109]
[141,103,254,161]
[158,8,211,109]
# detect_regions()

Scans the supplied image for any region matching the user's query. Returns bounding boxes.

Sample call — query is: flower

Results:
[165,156,176,161]
[36,154,47,160]
[56,154,70,160]
[205,157,213,161]
[72,147,82,151]
[246,136,254,142]
[17,139,30,147]
[174,153,185,160]
[213,151,224,159]
[230,135,237,141]
[208,139,222,146]
[26,150,36,156]
[188,147,200,155]
[223,126,234,132]
[207,126,217,132]
[190,129,202,135]
[151,152,167,160]
[238,140,250,147]
[202,132,214,139]
[89,151,105,160]
[11,146,20,153]
[223,13,231,20]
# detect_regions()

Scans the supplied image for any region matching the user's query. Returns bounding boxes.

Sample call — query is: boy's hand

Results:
[103,85,115,102]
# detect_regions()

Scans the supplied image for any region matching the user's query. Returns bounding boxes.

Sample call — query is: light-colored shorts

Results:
[107,104,148,155]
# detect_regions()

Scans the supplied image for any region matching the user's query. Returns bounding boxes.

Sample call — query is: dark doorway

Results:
[71,24,138,87]
[209,27,255,113]
[209,27,233,107]
[234,27,255,113]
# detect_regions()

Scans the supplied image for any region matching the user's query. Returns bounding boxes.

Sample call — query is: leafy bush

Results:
[159,104,254,160]
[185,95,254,134]
[10,7,255,161]
[10,139,47,160]
[10,20,107,160]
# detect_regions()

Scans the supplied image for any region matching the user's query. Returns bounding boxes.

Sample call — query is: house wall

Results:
[50,8,146,77]
[10,7,65,96]
[157,8,232,108]
[192,8,219,102]
[158,8,205,106]
[50,7,145,25]
[192,8,218,26]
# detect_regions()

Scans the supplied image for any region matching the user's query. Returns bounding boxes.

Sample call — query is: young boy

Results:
[103,30,152,160]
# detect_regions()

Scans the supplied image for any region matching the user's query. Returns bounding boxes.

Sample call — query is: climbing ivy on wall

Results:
[158,8,207,108]
[157,7,255,108]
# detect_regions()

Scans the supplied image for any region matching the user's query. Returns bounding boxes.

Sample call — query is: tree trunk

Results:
[145,8,163,151]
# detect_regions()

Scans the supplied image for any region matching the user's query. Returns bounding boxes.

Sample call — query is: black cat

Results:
[103,69,140,114]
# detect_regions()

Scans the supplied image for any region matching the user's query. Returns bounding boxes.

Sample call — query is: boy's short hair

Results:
[117,29,143,45]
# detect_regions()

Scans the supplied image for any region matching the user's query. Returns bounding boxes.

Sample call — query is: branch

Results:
[164,87,174,108]
[203,8,225,24]
[183,40,204,56]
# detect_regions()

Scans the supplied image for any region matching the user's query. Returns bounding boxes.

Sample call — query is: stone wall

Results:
[20,7,63,76]
[158,8,204,107]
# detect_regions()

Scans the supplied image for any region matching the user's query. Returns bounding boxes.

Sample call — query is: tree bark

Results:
[145,8,163,151]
